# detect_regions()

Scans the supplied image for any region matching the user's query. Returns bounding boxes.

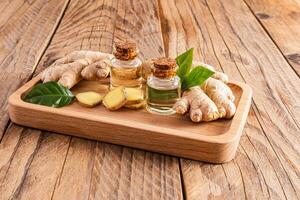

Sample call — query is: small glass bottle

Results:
[146,57,181,115]
[110,41,142,89]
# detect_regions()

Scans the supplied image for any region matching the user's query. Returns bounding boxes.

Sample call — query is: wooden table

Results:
[0,0,299,199]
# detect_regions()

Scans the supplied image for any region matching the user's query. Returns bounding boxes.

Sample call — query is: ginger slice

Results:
[76,92,103,108]
[124,88,144,105]
[124,100,146,110]
[103,86,127,110]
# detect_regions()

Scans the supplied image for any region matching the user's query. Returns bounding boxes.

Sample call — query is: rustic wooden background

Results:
[0,0,300,199]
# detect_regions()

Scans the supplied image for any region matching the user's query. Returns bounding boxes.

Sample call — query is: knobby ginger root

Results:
[103,86,127,110]
[201,78,236,119]
[173,87,220,122]
[58,59,88,88]
[173,64,236,122]
[41,51,113,89]
[81,59,111,81]
[76,92,103,107]
[49,51,112,66]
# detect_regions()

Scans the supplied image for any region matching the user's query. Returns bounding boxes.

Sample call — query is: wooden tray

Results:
[8,76,252,163]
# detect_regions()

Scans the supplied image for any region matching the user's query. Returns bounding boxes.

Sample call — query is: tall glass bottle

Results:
[146,57,181,115]
[110,41,142,89]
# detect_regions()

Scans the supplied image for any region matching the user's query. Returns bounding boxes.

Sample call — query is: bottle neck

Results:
[147,75,180,90]
[114,57,136,64]
[152,75,177,81]
[111,57,141,68]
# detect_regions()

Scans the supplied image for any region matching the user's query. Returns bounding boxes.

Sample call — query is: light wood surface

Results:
[2,0,183,199]
[8,76,252,163]
[245,0,300,76]
[1,0,300,199]
[0,0,69,139]
[159,0,300,199]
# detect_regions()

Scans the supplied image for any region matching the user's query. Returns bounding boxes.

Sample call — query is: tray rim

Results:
[8,76,252,145]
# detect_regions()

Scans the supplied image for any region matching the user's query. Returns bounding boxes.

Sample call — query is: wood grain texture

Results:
[244,0,300,76]
[0,0,70,198]
[2,0,300,199]
[0,0,69,138]
[0,125,41,200]
[159,0,300,199]
[0,131,70,200]
[1,0,183,199]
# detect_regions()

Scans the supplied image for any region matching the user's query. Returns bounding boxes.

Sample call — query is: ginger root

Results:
[76,92,103,108]
[201,78,236,119]
[41,51,113,89]
[57,59,88,89]
[173,87,219,122]
[49,51,111,66]
[103,86,127,110]
[81,59,111,81]
[173,62,236,122]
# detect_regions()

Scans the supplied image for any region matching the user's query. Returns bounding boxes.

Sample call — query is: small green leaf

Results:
[176,48,194,80]
[181,66,214,91]
[24,82,75,108]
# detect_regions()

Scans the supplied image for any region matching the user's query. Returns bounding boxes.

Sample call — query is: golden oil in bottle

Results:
[110,41,142,89]
[146,57,180,115]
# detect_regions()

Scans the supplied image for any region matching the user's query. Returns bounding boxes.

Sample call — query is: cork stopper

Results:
[152,57,177,79]
[113,41,138,60]
[153,57,176,70]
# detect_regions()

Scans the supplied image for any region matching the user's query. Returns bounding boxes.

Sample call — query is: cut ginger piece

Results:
[76,92,102,108]
[124,100,146,109]
[124,88,144,105]
[103,86,127,110]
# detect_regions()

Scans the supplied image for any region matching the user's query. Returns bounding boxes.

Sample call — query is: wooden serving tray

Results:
[8,76,252,163]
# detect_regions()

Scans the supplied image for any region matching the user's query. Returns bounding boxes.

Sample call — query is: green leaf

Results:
[181,66,214,91]
[176,48,194,80]
[24,82,75,108]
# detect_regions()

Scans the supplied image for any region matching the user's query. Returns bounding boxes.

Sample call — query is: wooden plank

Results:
[159,0,300,199]
[0,0,69,198]
[244,0,300,76]
[0,0,69,138]
[0,131,70,200]
[1,0,183,199]
[0,125,42,200]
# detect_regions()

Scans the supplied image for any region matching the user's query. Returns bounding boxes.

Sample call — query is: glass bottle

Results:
[110,41,142,89]
[146,57,181,115]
